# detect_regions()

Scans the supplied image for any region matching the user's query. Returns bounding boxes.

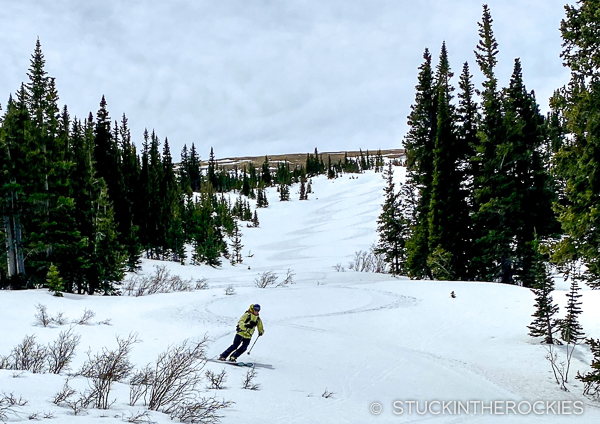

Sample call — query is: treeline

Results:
[377,2,600,292]
[0,40,384,293]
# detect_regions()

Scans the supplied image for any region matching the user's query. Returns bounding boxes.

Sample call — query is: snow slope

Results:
[1,166,599,423]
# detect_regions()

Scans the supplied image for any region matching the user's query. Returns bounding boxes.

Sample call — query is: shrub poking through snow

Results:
[79,333,139,409]
[5,335,48,373]
[0,392,27,422]
[123,265,205,296]
[34,304,52,328]
[168,397,234,424]
[74,308,96,325]
[147,338,208,412]
[254,271,278,288]
[348,248,387,273]
[205,369,227,390]
[47,328,81,374]
[241,367,260,391]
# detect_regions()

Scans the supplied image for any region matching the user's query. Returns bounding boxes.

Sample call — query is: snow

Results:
[1,166,599,423]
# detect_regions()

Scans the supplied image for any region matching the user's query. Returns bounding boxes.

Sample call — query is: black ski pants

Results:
[221,333,251,359]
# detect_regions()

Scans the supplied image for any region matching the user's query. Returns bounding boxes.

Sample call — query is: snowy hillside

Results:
[1,167,599,423]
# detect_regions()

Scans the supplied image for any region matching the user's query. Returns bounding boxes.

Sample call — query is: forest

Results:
[0,44,384,293]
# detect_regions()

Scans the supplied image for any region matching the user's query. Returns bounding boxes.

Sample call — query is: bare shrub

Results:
[79,333,139,409]
[241,367,260,391]
[64,390,96,416]
[205,369,227,390]
[74,309,95,325]
[544,344,569,391]
[147,338,208,412]
[123,410,153,423]
[53,311,68,326]
[129,366,154,407]
[0,392,26,422]
[348,248,388,273]
[333,263,345,272]
[254,271,277,288]
[47,328,81,374]
[224,285,236,296]
[322,389,335,398]
[168,398,233,424]
[278,269,295,286]
[7,335,48,373]
[195,278,209,290]
[34,304,52,327]
[123,266,200,296]
[53,378,76,406]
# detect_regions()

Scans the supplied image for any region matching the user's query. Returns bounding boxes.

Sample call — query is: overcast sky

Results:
[0,0,570,159]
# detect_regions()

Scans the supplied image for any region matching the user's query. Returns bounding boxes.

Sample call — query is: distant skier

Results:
[219,304,264,362]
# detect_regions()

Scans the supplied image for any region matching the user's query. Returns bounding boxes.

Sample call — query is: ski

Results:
[207,358,274,370]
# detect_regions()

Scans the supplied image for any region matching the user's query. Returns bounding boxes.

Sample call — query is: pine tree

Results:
[230,222,243,264]
[252,210,259,227]
[427,42,469,280]
[279,183,290,201]
[404,48,436,279]
[256,187,269,208]
[299,173,308,200]
[528,241,560,344]
[560,279,584,344]
[376,163,411,275]
[550,0,600,289]
[471,5,511,283]
[46,263,64,297]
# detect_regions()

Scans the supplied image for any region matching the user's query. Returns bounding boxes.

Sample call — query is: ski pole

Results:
[247,334,260,355]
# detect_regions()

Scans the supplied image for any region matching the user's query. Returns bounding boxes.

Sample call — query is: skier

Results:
[219,304,264,362]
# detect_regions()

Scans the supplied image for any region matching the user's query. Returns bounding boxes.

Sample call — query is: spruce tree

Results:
[471,5,511,283]
[528,241,560,344]
[230,222,243,265]
[404,48,436,279]
[427,42,469,280]
[376,163,410,275]
[560,279,584,344]
[550,0,600,289]
[46,263,64,297]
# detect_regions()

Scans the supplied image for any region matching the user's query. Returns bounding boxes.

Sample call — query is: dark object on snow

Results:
[450,291,456,298]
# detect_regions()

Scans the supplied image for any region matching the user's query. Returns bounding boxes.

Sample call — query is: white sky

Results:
[0,0,569,159]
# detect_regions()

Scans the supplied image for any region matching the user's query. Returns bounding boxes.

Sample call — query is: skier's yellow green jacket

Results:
[236,304,264,339]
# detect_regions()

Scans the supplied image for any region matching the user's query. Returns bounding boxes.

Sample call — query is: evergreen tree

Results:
[229,222,243,264]
[299,173,308,200]
[550,0,600,289]
[252,210,259,227]
[427,42,469,280]
[376,163,410,275]
[471,5,511,283]
[560,279,584,344]
[404,48,436,279]
[0,92,29,286]
[46,263,64,297]
[528,241,560,344]
[279,183,290,201]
